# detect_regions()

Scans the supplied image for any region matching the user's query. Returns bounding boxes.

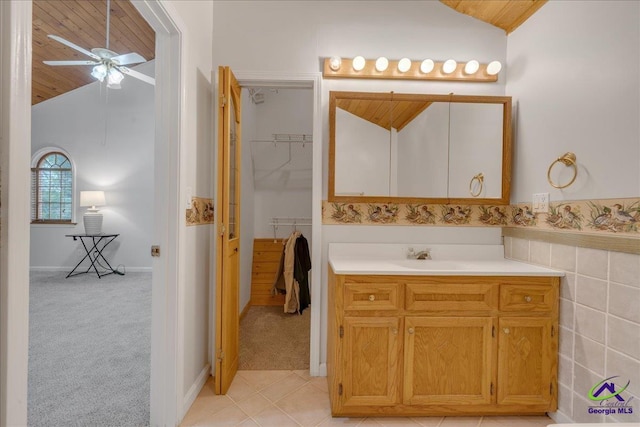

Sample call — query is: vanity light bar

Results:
[323,57,500,82]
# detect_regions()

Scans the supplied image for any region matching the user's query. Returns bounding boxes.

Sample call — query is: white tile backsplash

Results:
[504,236,638,424]
[609,282,640,323]
[610,251,640,288]
[575,275,608,311]
[530,240,551,266]
[574,334,605,376]
[511,237,529,262]
[574,304,606,344]
[551,243,576,272]
[576,247,609,280]
[607,316,640,359]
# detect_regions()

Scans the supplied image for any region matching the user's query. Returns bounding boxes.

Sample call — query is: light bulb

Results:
[91,64,107,82]
[375,57,389,72]
[352,56,366,71]
[486,60,502,76]
[107,68,124,89]
[329,56,342,71]
[442,59,457,74]
[398,58,411,73]
[464,60,479,74]
[420,59,434,74]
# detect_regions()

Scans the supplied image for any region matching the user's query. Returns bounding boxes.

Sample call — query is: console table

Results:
[65,234,122,278]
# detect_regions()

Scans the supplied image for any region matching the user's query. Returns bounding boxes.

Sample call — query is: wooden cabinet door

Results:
[497,317,556,406]
[403,317,496,405]
[342,316,401,407]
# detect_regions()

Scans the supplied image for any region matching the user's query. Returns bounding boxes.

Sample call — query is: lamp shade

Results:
[80,191,106,208]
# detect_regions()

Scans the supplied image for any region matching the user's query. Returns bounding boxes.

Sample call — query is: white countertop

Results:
[328,243,564,277]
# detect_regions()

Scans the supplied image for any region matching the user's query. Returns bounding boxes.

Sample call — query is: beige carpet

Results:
[239,305,310,370]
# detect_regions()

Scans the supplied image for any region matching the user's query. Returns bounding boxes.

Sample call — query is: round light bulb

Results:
[397,57,411,73]
[329,56,342,71]
[352,56,366,71]
[420,59,434,74]
[375,56,389,72]
[464,60,479,75]
[442,59,457,74]
[486,60,502,76]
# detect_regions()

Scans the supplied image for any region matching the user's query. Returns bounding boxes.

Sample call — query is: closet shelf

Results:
[252,133,313,144]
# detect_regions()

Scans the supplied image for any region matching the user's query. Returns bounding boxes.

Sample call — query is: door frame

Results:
[0,1,184,425]
[212,71,323,377]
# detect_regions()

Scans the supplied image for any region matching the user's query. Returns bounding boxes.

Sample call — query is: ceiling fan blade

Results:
[118,66,155,86]
[48,35,101,60]
[43,60,100,66]
[111,52,147,66]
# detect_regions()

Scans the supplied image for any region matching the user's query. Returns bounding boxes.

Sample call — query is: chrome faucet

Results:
[407,248,432,260]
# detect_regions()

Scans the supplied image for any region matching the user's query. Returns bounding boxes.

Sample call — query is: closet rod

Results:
[251,133,313,144]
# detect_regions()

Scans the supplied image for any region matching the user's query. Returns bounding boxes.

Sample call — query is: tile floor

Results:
[180,370,555,427]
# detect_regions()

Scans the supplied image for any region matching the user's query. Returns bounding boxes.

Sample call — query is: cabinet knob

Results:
[408,327,415,334]
[524,295,532,303]
[503,328,510,334]
[368,294,375,302]
[391,328,398,335]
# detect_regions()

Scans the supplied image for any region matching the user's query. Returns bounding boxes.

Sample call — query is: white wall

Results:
[506,0,640,203]
[213,0,508,370]
[165,0,214,417]
[30,61,155,271]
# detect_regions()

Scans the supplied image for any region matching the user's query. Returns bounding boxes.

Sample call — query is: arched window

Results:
[31,150,74,223]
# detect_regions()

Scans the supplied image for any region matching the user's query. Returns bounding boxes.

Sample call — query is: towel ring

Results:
[547,152,577,189]
[469,173,484,197]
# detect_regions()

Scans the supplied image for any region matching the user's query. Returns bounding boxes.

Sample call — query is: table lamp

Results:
[80,190,106,235]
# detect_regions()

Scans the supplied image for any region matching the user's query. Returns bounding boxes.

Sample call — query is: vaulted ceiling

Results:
[31,0,547,106]
[32,0,155,105]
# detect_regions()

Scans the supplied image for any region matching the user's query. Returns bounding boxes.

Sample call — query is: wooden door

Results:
[215,66,242,394]
[342,316,401,407]
[403,317,496,405]
[497,317,556,406]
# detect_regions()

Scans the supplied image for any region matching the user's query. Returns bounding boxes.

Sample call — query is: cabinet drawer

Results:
[406,283,498,312]
[344,283,400,311]
[500,285,556,312]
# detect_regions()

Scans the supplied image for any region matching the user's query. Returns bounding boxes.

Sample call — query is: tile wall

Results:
[504,236,640,424]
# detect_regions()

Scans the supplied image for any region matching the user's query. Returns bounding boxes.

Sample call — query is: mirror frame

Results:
[328,91,512,205]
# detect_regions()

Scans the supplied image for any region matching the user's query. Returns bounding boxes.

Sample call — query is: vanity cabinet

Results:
[327,268,559,417]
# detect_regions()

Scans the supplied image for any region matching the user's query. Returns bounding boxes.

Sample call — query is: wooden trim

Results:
[502,227,640,255]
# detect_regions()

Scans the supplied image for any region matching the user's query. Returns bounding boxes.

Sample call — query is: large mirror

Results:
[329,91,512,204]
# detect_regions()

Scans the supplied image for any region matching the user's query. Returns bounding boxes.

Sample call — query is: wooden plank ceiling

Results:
[337,98,433,132]
[440,0,548,34]
[32,0,155,105]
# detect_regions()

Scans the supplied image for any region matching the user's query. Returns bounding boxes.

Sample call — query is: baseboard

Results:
[240,301,251,321]
[180,363,211,421]
[29,266,152,273]
[312,363,327,377]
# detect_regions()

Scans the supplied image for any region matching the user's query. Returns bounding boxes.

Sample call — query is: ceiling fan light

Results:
[107,68,124,86]
[91,64,107,82]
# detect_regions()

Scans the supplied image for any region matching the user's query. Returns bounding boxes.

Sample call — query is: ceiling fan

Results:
[43,0,154,89]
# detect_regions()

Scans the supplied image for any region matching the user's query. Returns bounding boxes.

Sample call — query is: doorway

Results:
[213,72,323,391]
[239,85,314,371]
[0,0,183,425]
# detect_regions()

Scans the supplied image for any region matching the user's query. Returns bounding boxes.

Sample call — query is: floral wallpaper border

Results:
[186,197,214,226]
[322,198,640,237]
